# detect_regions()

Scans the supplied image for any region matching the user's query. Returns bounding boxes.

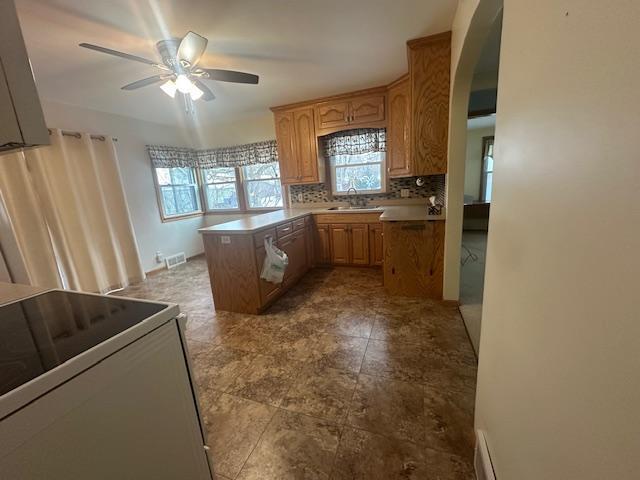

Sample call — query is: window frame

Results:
[329,151,387,196]
[241,162,285,211]
[152,166,204,222]
[480,136,495,203]
[199,166,244,213]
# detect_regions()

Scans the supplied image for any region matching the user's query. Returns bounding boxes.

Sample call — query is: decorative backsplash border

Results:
[290,175,446,205]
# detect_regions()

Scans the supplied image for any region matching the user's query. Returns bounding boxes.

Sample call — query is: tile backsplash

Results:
[290,175,446,205]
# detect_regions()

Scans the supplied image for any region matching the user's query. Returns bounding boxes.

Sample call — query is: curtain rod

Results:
[47,128,118,142]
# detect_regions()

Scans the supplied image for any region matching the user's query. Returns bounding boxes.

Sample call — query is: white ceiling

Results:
[467,114,496,130]
[16,0,457,127]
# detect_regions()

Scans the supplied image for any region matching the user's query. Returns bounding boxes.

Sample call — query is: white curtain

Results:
[0,129,145,293]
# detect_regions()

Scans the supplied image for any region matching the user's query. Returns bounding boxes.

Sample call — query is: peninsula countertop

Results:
[198,205,446,235]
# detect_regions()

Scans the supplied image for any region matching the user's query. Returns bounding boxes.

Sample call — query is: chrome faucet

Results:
[346,187,359,207]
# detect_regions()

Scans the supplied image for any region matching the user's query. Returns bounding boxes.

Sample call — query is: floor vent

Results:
[475,430,496,480]
[165,252,187,269]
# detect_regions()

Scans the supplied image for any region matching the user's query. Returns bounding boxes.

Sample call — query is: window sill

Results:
[160,212,204,223]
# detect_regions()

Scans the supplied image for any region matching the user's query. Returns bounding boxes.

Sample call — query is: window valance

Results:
[197,140,278,168]
[322,128,386,157]
[146,140,278,169]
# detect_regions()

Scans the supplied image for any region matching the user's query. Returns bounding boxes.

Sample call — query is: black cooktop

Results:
[0,290,167,397]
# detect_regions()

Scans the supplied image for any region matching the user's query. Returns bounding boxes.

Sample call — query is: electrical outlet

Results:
[400,188,410,198]
[155,251,163,263]
[297,193,303,202]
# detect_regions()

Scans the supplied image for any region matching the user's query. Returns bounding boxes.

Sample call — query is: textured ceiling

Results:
[16,0,457,127]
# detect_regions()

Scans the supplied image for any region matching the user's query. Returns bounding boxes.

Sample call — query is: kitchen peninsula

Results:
[198,206,445,314]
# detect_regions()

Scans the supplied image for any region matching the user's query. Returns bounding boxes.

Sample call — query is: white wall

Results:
[41,100,255,272]
[464,125,494,201]
[475,1,640,479]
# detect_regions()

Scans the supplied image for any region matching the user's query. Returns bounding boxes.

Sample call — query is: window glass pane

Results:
[206,183,239,210]
[332,151,384,166]
[169,167,196,185]
[204,167,236,184]
[156,168,172,186]
[244,162,280,180]
[335,164,383,193]
[173,185,200,214]
[246,180,283,208]
[484,172,493,202]
[484,154,493,172]
[160,186,177,216]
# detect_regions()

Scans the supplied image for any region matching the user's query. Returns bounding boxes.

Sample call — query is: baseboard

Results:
[145,252,205,276]
[475,430,496,480]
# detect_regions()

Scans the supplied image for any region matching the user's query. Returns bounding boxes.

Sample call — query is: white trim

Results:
[475,430,497,480]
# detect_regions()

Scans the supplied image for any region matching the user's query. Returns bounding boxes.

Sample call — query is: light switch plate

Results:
[400,188,410,198]
[297,193,303,202]
[220,236,231,244]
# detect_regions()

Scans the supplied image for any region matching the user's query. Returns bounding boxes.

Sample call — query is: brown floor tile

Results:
[203,393,277,479]
[237,410,341,480]
[319,308,377,338]
[310,334,368,373]
[281,366,358,423]
[191,343,255,392]
[226,354,302,407]
[361,339,427,383]
[346,374,425,444]
[331,427,428,480]
[370,315,431,346]
[425,447,475,479]
[423,385,476,461]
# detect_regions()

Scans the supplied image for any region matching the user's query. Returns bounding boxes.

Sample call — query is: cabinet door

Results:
[315,101,350,131]
[329,224,350,265]
[274,111,299,184]
[279,231,307,286]
[349,224,370,265]
[315,224,331,265]
[349,94,386,126]
[293,108,319,183]
[369,223,384,266]
[387,78,412,177]
[255,245,281,303]
[305,225,315,268]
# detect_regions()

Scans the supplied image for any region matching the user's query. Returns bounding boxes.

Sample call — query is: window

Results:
[331,151,386,195]
[155,167,202,219]
[480,136,494,202]
[202,167,240,211]
[242,162,283,209]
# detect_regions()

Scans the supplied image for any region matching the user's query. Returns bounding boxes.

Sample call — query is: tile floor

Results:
[118,257,477,480]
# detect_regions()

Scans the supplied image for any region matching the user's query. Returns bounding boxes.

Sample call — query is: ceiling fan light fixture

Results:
[189,82,204,101]
[159,79,177,98]
[175,74,193,94]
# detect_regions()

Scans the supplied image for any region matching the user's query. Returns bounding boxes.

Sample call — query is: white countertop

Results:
[199,205,445,234]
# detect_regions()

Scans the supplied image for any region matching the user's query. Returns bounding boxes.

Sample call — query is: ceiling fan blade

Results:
[121,75,167,90]
[79,43,161,67]
[193,80,215,101]
[177,31,208,66]
[201,69,259,84]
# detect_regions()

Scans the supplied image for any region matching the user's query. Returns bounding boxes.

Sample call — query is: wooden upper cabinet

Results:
[349,224,370,265]
[274,111,298,183]
[293,108,318,182]
[408,32,451,175]
[349,94,385,126]
[387,77,412,178]
[275,107,321,185]
[315,101,350,131]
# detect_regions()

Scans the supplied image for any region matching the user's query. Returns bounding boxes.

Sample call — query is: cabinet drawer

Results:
[276,222,294,239]
[292,217,306,231]
[253,228,276,248]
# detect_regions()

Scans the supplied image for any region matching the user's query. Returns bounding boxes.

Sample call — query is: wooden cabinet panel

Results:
[349,224,370,265]
[315,224,331,265]
[293,108,319,182]
[349,94,385,126]
[369,223,384,266]
[255,245,281,303]
[305,225,315,268]
[387,77,412,177]
[279,229,307,286]
[408,33,451,175]
[329,224,350,265]
[274,111,298,183]
[315,101,350,130]
[276,222,294,239]
[383,220,444,299]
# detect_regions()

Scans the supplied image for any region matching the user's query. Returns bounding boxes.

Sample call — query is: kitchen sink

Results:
[327,206,381,211]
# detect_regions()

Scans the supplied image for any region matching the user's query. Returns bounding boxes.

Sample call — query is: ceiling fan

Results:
[79,31,259,102]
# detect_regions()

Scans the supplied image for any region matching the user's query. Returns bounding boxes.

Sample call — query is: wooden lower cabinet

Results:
[383,220,445,299]
[329,225,350,265]
[328,223,370,266]
[315,224,331,265]
[369,223,384,266]
[279,229,307,286]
